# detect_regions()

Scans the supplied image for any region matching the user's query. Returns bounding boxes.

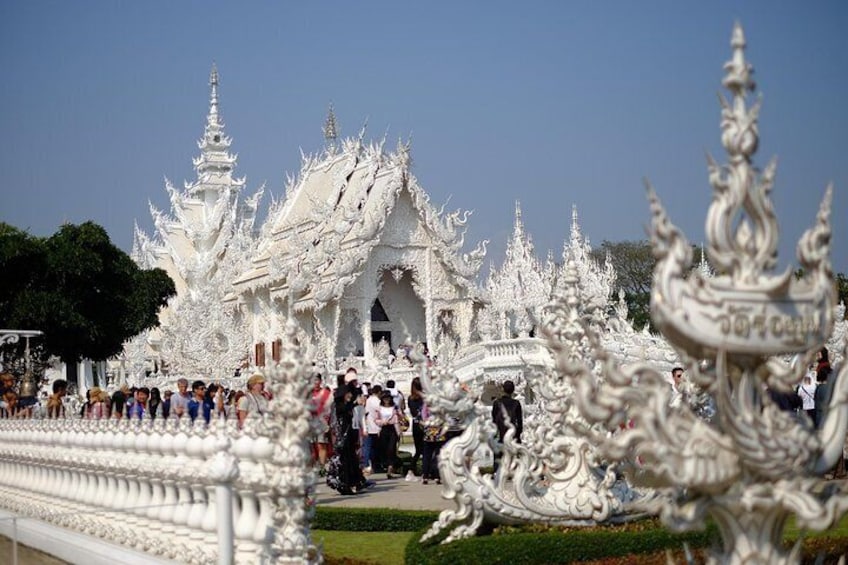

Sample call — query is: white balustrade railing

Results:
[0,344,319,565]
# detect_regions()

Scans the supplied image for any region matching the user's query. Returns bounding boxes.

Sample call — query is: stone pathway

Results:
[315,471,453,511]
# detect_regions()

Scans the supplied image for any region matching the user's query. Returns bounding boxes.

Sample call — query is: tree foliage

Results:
[592,240,656,331]
[598,239,848,330]
[837,273,848,314]
[0,222,175,363]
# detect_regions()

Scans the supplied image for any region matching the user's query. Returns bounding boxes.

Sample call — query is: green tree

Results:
[795,269,847,319]
[592,240,710,331]
[593,240,656,331]
[837,273,848,315]
[0,222,175,364]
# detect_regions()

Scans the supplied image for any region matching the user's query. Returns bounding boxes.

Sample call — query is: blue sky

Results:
[1,1,846,275]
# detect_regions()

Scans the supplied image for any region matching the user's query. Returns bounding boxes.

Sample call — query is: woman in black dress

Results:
[326,382,367,494]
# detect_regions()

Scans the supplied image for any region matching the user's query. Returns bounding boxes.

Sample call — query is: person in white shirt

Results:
[364,385,383,473]
[798,373,817,423]
[238,373,269,427]
[170,378,191,418]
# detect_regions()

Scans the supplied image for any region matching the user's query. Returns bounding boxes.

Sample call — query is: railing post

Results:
[209,430,238,565]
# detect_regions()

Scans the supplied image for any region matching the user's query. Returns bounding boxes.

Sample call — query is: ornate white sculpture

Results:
[485,202,554,340]
[130,64,262,379]
[255,319,321,564]
[559,25,848,564]
[458,203,679,388]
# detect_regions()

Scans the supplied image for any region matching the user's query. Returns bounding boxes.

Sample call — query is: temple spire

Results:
[323,103,338,147]
[208,63,220,127]
[570,204,582,245]
[513,201,525,238]
[190,63,238,194]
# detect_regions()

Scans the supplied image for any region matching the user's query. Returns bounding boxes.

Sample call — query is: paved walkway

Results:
[314,471,454,511]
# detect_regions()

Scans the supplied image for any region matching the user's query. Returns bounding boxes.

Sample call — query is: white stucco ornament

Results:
[419,274,652,544]
[561,24,848,565]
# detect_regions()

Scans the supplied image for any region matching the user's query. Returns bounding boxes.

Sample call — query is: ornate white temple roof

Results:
[233,122,487,311]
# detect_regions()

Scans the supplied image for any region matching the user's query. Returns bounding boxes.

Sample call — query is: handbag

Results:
[423,423,446,442]
[397,409,410,433]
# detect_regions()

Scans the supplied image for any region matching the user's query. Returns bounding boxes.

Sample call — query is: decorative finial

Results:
[570,204,581,245]
[208,63,220,125]
[323,103,338,146]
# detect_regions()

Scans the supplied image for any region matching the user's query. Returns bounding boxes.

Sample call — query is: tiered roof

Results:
[234,125,487,311]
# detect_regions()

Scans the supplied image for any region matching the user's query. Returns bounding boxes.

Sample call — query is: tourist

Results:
[375,393,400,479]
[85,387,110,419]
[79,389,92,418]
[325,382,369,495]
[111,389,127,419]
[385,379,406,414]
[1,388,18,418]
[128,387,152,419]
[813,347,845,477]
[148,387,163,420]
[354,387,368,469]
[420,402,445,485]
[125,385,137,412]
[309,374,333,470]
[227,390,244,420]
[0,373,16,418]
[171,378,191,418]
[364,384,383,473]
[205,383,226,420]
[46,379,67,419]
[407,377,425,473]
[813,347,832,429]
[0,373,14,397]
[491,380,522,444]
[187,380,211,423]
[161,390,172,419]
[237,373,269,427]
[668,367,685,408]
[797,373,817,423]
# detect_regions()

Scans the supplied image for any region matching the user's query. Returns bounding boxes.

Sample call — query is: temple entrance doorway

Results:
[374,268,426,356]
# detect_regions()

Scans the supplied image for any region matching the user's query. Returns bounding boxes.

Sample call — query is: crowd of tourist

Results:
[315,368,454,495]
[0,371,271,427]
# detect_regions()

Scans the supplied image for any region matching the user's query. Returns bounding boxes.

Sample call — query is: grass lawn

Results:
[313,512,848,564]
[314,530,414,565]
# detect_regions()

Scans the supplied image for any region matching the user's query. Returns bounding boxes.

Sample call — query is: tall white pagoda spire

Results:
[129,63,262,380]
[190,64,240,195]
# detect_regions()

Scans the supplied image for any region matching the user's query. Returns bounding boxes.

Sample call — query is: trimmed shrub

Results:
[405,520,720,564]
[314,506,440,532]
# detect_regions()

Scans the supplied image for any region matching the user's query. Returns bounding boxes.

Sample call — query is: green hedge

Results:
[314,507,848,563]
[314,506,440,532]
[405,520,720,564]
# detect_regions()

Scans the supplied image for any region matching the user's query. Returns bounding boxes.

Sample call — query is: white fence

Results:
[0,366,319,565]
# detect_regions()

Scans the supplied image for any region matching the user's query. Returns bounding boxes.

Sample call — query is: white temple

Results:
[127,64,842,389]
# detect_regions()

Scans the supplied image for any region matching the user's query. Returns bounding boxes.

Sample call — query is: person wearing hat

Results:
[238,372,269,427]
[85,387,109,419]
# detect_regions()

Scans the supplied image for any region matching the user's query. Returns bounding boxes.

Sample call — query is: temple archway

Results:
[374,267,426,354]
